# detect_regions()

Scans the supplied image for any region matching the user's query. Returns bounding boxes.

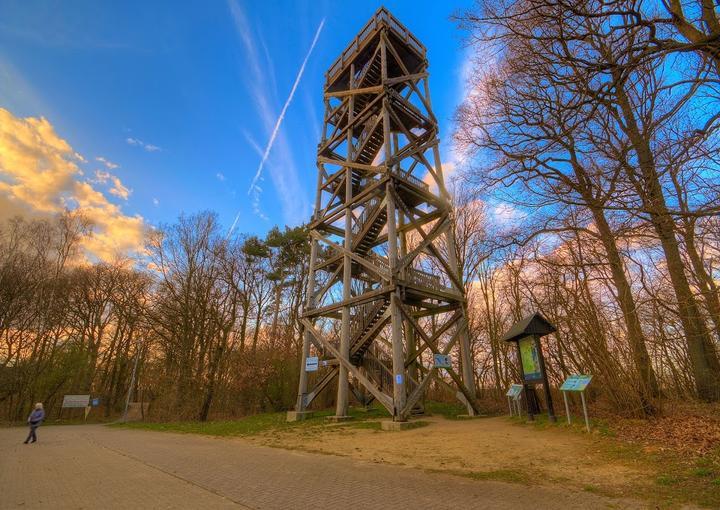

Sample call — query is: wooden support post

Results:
[386,180,406,419]
[295,239,318,413]
[535,334,557,423]
[424,76,476,415]
[336,62,355,419]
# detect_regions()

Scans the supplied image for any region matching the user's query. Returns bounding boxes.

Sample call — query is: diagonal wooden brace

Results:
[397,301,479,415]
[301,318,394,414]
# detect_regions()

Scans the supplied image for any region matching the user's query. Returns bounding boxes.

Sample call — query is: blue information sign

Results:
[505,384,523,399]
[560,374,593,392]
[433,353,452,369]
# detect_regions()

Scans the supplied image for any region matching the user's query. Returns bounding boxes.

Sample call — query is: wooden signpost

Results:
[502,312,557,422]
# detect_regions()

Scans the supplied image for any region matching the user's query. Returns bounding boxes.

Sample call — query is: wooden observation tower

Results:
[291,7,478,422]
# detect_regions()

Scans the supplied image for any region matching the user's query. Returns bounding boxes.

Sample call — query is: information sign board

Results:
[62,394,90,408]
[519,336,542,382]
[506,384,523,399]
[305,356,319,372]
[433,353,452,369]
[560,374,593,392]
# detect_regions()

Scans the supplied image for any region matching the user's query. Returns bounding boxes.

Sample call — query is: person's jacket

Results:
[28,409,45,426]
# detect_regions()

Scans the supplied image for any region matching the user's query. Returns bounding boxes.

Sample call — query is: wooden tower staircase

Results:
[291,7,479,422]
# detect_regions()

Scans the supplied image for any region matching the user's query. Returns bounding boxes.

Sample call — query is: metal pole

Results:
[580,391,590,432]
[563,391,571,424]
[122,341,141,423]
[507,396,513,417]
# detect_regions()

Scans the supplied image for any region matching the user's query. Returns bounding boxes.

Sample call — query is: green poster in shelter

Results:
[519,336,542,382]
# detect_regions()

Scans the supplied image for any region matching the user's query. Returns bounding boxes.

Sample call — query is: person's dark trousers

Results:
[24,425,38,443]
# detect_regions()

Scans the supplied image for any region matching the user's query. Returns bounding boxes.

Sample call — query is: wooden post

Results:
[295,238,318,412]
[386,178,406,420]
[336,62,355,419]
[122,343,141,422]
[425,77,476,415]
[535,334,557,422]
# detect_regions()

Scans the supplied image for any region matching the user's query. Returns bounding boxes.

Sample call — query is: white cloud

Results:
[227,0,316,230]
[0,108,145,261]
[245,16,325,203]
[422,161,459,196]
[96,156,119,169]
[242,130,264,158]
[490,201,523,227]
[216,172,226,182]
[126,137,161,152]
[93,169,131,200]
[152,197,159,207]
[108,176,131,200]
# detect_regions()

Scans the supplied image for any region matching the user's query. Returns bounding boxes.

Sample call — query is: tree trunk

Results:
[613,77,720,400]
[682,224,720,340]
[590,204,660,404]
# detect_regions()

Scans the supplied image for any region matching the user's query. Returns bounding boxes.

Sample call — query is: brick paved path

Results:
[0,425,644,509]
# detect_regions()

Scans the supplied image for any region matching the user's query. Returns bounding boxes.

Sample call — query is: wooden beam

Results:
[303,367,338,407]
[318,156,385,174]
[404,310,463,367]
[325,85,383,98]
[301,318,394,413]
[390,186,464,293]
[396,301,479,414]
[303,284,393,318]
[312,231,390,281]
[385,72,428,86]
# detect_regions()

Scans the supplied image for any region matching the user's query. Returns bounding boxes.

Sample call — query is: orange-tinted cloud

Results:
[0,108,146,262]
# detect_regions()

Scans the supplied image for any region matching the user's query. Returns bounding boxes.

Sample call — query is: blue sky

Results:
[0,0,473,243]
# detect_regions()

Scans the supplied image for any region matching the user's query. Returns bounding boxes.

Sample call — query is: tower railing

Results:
[325,7,426,85]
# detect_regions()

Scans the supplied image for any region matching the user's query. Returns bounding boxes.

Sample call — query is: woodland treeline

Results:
[454,0,720,414]
[0,212,310,422]
[1,0,719,422]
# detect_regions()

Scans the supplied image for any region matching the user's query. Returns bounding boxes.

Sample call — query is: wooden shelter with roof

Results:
[502,312,558,421]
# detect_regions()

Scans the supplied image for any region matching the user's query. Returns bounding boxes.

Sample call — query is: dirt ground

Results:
[249,415,652,499]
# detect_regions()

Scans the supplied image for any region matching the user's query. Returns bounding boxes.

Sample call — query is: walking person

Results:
[24,403,45,444]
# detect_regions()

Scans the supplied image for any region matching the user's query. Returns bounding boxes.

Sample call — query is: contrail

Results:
[228,18,325,238]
